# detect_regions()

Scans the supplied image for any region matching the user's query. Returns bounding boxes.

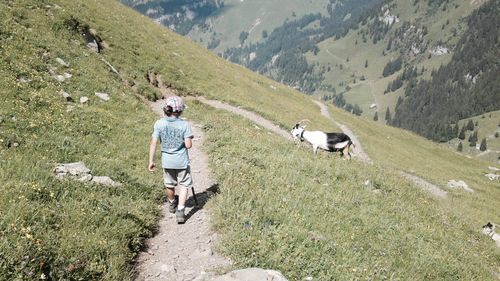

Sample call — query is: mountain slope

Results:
[392,0,500,141]
[1,0,499,280]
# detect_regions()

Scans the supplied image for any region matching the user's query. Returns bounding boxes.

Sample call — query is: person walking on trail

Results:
[148,96,194,224]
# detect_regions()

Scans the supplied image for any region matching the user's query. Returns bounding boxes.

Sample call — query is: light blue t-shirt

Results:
[152,117,193,169]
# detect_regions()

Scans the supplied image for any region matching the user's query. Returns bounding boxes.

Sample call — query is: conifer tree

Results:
[385,108,392,124]
[457,141,463,152]
[466,119,474,131]
[480,138,487,151]
[458,126,466,140]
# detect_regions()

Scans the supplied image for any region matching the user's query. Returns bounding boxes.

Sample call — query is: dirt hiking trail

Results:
[135,100,230,281]
[196,97,292,140]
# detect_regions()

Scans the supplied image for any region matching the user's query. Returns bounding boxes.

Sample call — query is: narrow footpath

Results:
[135,100,230,281]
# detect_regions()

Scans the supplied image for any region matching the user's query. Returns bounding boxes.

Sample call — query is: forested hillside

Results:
[121,0,222,35]
[392,0,500,142]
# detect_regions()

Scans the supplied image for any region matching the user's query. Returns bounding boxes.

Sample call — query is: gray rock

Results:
[95,92,110,101]
[91,176,122,187]
[56,57,69,67]
[447,180,474,192]
[18,76,32,83]
[63,73,72,79]
[488,166,500,171]
[61,91,73,102]
[54,75,65,82]
[80,96,89,104]
[212,268,288,281]
[78,174,93,182]
[485,173,500,181]
[54,162,91,177]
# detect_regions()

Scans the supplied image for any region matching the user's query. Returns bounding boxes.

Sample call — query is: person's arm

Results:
[184,123,194,149]
[148,138,158,172]
[184,137,193,149]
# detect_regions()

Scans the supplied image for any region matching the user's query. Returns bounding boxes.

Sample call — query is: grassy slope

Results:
[308,0,481,119]
[445,110,500,162]
[327,103,500,226]
[187,0,329,53]
[1,0,499,280]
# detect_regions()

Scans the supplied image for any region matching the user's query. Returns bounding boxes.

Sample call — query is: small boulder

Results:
[447,180,474,192]
[212,268,288,281]
[91,176,122,187]
[95,92,110,101]
[18,76,32,83]
[80,96,89,104]
[63,73,72,79]
[78,174,93,182]
[54,162,91,179]
[54,75,66,82]
[485,173,500,181]
[60,91,73,102]
[56,57,69,67]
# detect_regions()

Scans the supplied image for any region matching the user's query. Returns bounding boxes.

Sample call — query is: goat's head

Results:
[290,119,309,141]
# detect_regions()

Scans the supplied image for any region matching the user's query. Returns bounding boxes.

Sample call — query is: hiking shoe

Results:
[176,208,186,224]
[168,195,178,214]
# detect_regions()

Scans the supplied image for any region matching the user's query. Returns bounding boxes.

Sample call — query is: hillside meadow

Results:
[0,0,499,280]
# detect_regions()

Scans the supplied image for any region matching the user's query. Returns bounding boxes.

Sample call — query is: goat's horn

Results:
[298,119,310,124]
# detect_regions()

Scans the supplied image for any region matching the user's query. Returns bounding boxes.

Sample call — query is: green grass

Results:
[1,0,499,280]
[0,2,163,278]
[189,101,499,280]
[323,103,500,229]
[445,110,500,162]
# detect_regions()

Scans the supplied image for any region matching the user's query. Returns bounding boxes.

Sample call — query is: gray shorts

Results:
[163,166,193,189]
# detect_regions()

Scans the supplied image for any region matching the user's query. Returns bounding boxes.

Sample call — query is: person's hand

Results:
[148,162,156,172]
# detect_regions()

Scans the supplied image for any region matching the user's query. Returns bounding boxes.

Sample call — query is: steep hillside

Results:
[123,0,330,54]
[1,0,499,280]
[123,0,384,93]
[309,0,487,117]
[392,0,500,142]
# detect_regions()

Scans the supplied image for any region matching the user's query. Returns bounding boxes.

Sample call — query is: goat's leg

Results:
[342,146,351,160]
[313,145,318,154]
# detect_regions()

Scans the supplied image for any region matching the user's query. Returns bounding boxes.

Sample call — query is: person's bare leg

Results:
[177,187,188,210]
[166,187,176,201]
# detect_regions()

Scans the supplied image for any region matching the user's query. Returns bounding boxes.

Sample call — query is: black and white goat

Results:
[291,120,354,159]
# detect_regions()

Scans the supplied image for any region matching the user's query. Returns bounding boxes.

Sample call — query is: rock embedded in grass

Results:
[60,91,73,102]
[95,92,110,101]
[80,96,89,104]
[56,57,69,67]
[212,268,288,281]
[447,179,474,192]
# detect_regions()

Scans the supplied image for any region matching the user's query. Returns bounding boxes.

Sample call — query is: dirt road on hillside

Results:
[135,101,230,281]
